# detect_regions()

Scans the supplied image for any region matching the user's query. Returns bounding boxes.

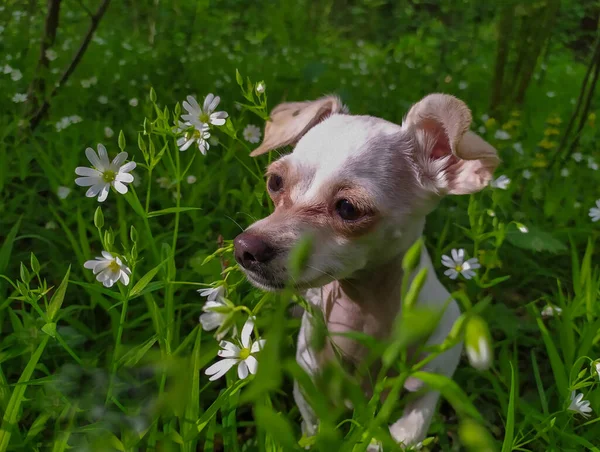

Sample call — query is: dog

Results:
[232,94,499,448]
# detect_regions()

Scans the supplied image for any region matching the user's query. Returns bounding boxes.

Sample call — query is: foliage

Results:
[0,1,600,451]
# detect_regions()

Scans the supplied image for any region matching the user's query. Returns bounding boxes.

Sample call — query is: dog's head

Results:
[234,94,499,290]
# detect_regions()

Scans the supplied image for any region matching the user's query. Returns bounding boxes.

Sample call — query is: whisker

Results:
[224,215,245,232]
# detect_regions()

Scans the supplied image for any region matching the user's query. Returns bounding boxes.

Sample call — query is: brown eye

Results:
[336,199,361,221]
[268,174,283,193]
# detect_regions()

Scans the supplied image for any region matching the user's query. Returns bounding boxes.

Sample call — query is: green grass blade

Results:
[501,363,516,452]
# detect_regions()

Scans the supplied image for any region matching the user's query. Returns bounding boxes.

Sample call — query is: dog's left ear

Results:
[404,93,500,195]
[250,95,347,156]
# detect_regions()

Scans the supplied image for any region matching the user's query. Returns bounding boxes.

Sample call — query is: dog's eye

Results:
[336,199,361,221]
[268,174,283,192]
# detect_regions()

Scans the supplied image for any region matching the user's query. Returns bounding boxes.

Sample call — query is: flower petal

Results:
[120,270,130,286]
[97,144,110,168]
[75,167,102,177]
[116,172,134,183]
[245,355,258,374]
[251,339,266,353]
[112,181,128,194]
[441,255,454,268]
[241,317,255,348]
[85,183,107,197]
[237,360,249,379]
[97,184,110,202]
[76,176,101,187]
[119,161,136,173]
[111,152,128,168]
[85,147,104,170]
[203,93,215,112]
[205,358,237,381]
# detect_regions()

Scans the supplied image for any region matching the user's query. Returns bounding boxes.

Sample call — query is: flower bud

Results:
[464,315,493,371]
[402,238,422,273]
[256,81,266,95]
[94,206,104,229]
[458,418,496,452]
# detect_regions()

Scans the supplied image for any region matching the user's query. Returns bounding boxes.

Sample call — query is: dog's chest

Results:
[317,283,401,364]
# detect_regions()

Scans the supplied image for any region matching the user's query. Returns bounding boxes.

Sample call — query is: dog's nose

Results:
[234,232,276,269]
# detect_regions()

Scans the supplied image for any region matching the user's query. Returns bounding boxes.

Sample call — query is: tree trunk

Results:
[26,0,62,115]
[490,1,516,117]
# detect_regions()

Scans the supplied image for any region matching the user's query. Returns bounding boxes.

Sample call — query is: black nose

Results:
[234,232,276,269]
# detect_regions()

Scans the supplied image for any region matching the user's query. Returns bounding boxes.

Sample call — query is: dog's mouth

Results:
[243,268,287,291]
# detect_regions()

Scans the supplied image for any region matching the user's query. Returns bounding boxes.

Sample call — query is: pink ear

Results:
[404,94,499,195]
[250,96,348,156]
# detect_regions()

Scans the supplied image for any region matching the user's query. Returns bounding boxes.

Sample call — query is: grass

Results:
[1,1,600,451]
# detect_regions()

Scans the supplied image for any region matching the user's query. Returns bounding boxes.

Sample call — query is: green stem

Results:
[106,287,131,404]
[145,167,153,214]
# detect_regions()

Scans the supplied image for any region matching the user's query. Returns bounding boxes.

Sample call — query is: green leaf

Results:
[118,130,126,151]
[501,363,516,452]
[0,217,21,290]
[30,253,40,274]
[41,322,57,338]
[505,226,567,253]
[235,68,244,87]
[47,266,71,322]
[537,318,568,398]
[94,206,104,229]
[402,238,422,272]
[146,207,201,218]
[149,87,157,103]
[129,259,168,297]
[197,379,247,433]
[118,336,157,367]
[254,405,300,451]
[123,191,147,218]
[412,371,483,421]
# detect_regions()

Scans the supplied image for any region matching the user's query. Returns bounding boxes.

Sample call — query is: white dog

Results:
[233,94,499,447]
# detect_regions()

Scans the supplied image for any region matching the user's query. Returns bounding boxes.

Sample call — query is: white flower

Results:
[84,251,131,288]
[477,126,486,135]
[490,175,511,190]
[574,201,582,209]
[494,130,511,140]
[205,317,265,381]
[181,94,228,130]
[156,177,171,189]
[572,152,584,162]
[98,95,108,104]
[458,81,468,90]
[10,69,22,81]
[568,391,592,418]
[186,175,197,184]
[104,126,114,138]
[594,361,600,380]
[588,158,598,171]
[589,200,600,222]
[516,223,528,233]
[175,121,211,155]
[2,64,12,74]
[513,142,524,154]
[129,98,138,107]
[441,249,480,280]
[466,337,491,371]
[522,169,532,179]
[12,93,26,103]
[74,144,136,202]
[243,124,261,144]
[256,82,266,94]
[57,186,71,199]
[541,305,562,318]
[546,91,556,98]
[45,49,57,61]
[560,168,570,177]
[45,221,57,230]
[480,114,490,122]
[198,285,225,302]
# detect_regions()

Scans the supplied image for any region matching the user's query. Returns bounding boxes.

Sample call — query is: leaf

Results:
[412,371,483,421]
[123,191,147,218]
[0,217,21,292]
[505,226,567,253]
[196,379,247,433]
[129,259,168,297]
[146,207,201,218]
[501,363,516,452]
[254,405,300,451]
[47,266,71,322]
[41,323,57,338]
[118,336,157,367]
[537,318,568,399]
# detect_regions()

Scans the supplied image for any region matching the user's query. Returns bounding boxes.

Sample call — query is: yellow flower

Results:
[510,110,521,118]
[544,128,560,136]
[485,117,497,129]
[546,116,562,126]
[538,139,557,150]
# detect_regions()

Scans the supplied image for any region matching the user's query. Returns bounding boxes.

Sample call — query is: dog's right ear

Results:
[250,96,347,156]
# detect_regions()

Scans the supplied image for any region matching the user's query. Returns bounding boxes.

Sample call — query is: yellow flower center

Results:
[108,260,120,272]
[239,347,251,360]
[102,170,116,183]
[455,265,463,272]
[199,112,210,124]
